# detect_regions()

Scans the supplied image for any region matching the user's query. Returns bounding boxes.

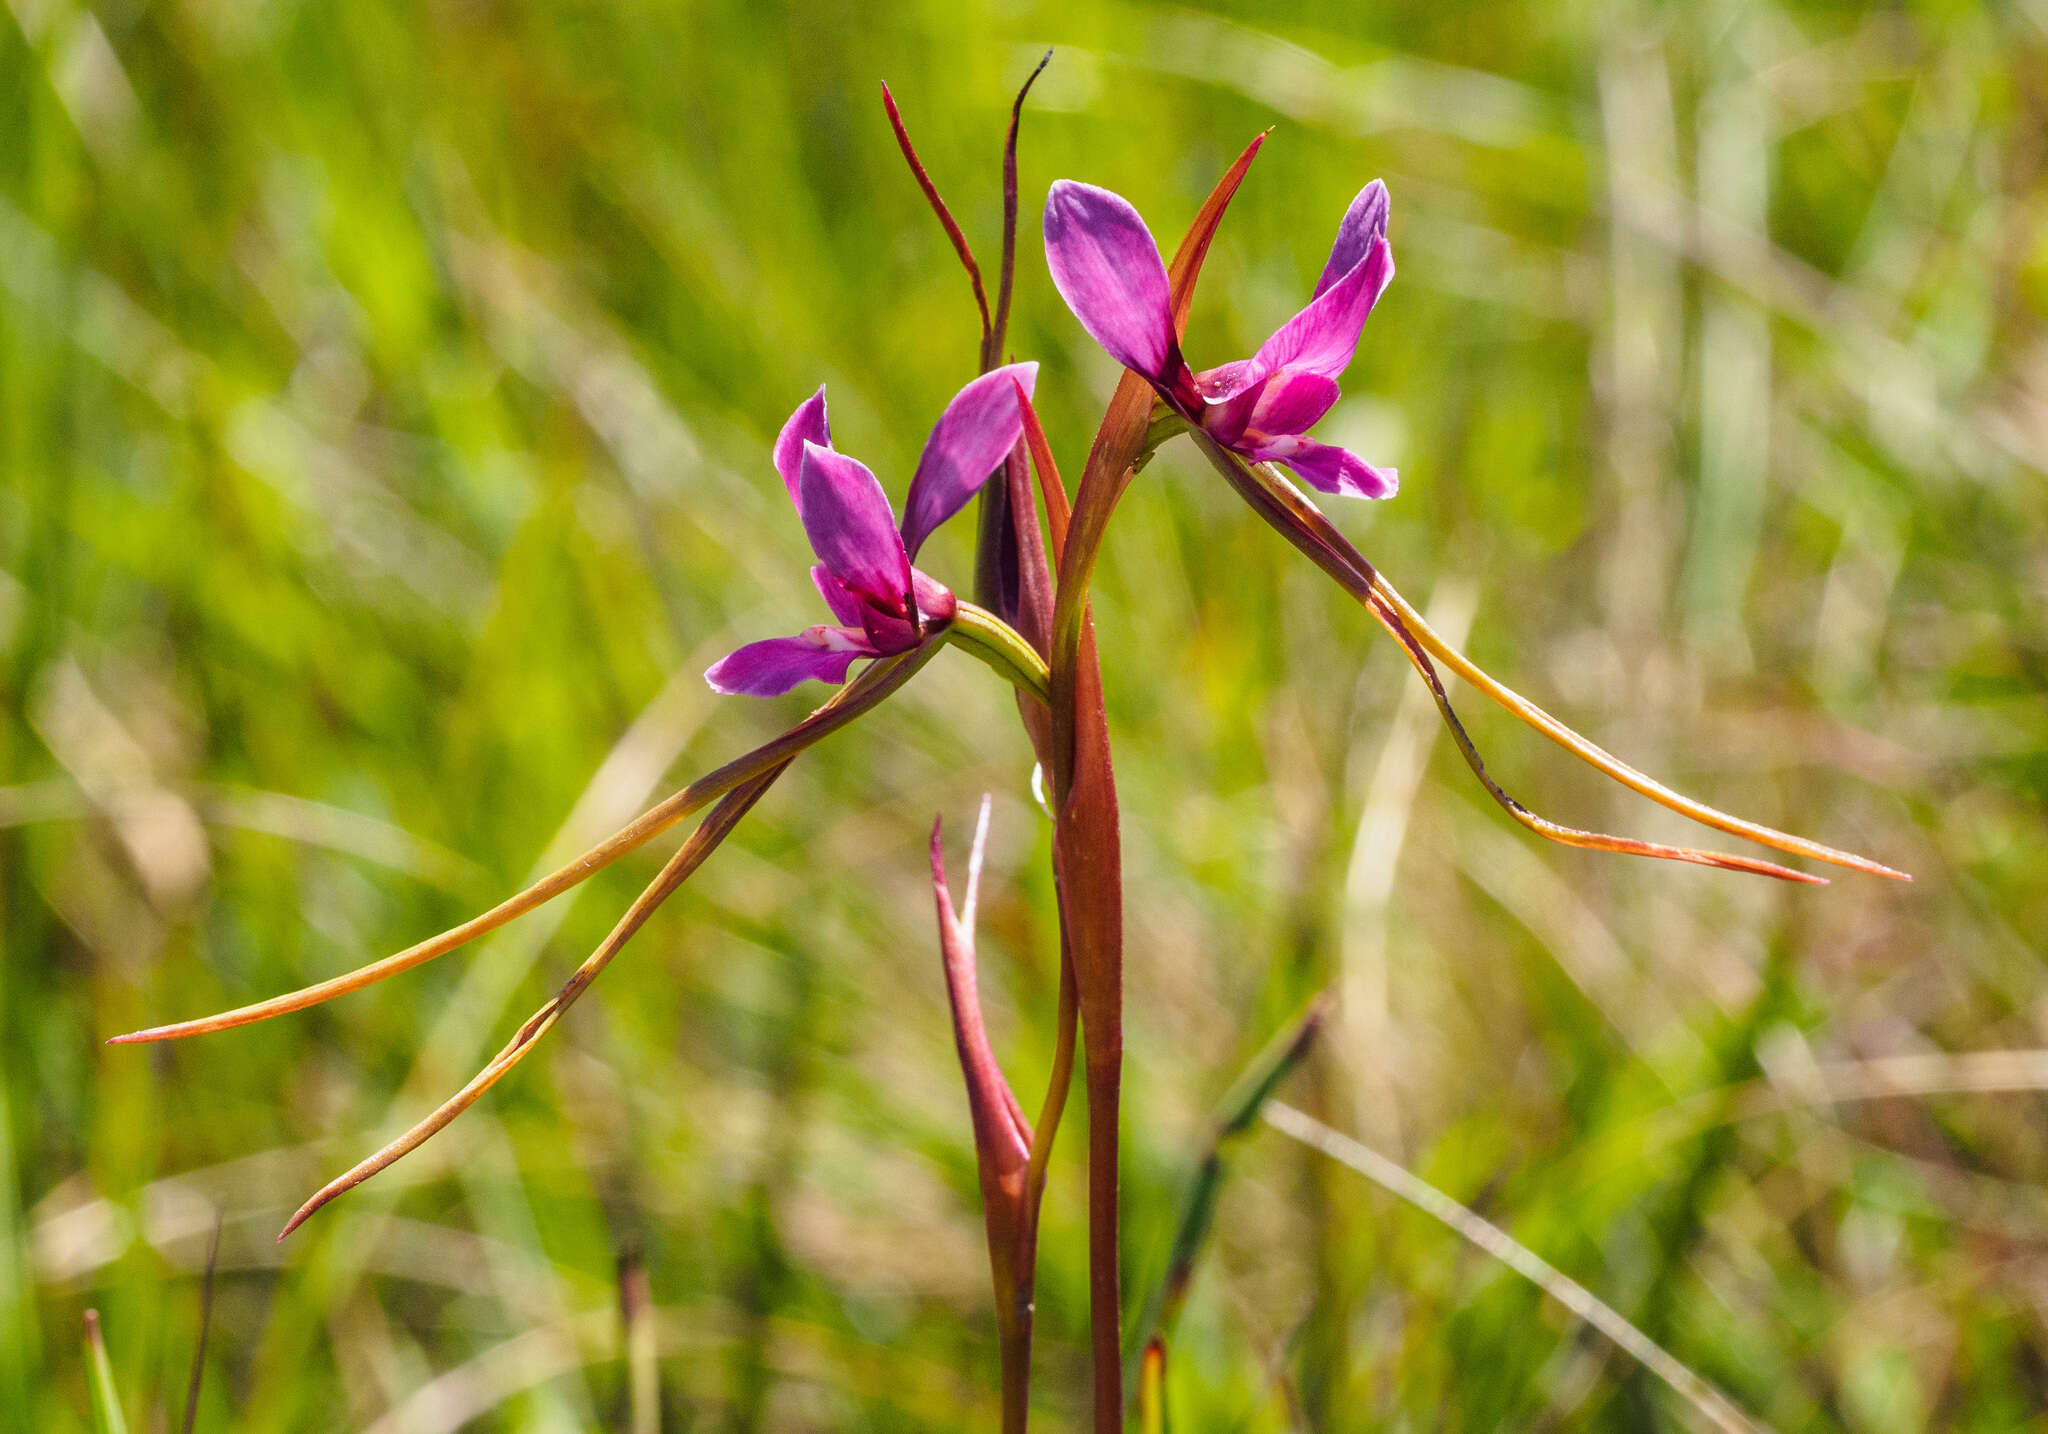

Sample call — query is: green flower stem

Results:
[948,601,1052,704]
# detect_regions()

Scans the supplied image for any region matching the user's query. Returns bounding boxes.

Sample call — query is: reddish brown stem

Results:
[1086,1053,1124,1434]
[989,51,1052,371]
[1043,136,1268,1432]
[881,81,990,351]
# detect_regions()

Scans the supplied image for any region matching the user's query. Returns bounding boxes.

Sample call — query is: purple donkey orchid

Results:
[706,363,1039,697]
[1043,177,1397,501]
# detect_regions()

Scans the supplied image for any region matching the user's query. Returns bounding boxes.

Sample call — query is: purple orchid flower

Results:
[706,363,1039,698]
[1043,177,1397,500]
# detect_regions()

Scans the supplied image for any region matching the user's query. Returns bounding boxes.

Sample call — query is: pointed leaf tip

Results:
[883,79,991,344]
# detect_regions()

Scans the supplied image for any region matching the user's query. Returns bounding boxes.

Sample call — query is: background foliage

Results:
[4,0,2047,1429]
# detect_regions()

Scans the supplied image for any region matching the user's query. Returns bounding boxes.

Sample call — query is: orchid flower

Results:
[1044,177,1397,500]
[706,364,1039,697]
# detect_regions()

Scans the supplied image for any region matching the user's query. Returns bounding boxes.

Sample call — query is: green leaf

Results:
[83,1311,130,1434]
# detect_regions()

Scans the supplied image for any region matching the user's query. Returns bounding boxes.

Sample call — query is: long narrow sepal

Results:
[1224,451,1902,879]
[111,646,940,1045]
[989,50,1052,371]
[881,81,991,351]
[1187,431,1882,884]
[1368,574,1908,882]
[278,770,779,1240]
[1138,1338,1169,1434]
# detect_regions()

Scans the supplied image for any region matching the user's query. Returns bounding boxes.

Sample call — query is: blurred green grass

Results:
[4,0,2047,1429]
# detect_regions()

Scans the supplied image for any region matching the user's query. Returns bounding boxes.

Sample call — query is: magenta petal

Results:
[773,387,832,509]
[1193,359,1267,404]
[910,567,956,626]
[1199,381,1264,449]
[862,608,920,654]
[811,565,866,627]
[704,629,868,697]
[1260,437,1398,501]
[1314,180,1391,300]
[798,442,913,609]
[1252,235,1393,382]
[900,362,1038,559]
[1043,180,1178,381]
[1246,370,1341,437]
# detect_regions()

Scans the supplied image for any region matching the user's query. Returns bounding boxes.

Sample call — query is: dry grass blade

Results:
[277,770,779,1238]
[881,80,991,350]
[1189,433,1827,883]
[1264,1101,1774,1434]
[111,648,934,1044]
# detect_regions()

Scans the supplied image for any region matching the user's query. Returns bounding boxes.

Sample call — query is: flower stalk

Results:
[947,601,1051,704]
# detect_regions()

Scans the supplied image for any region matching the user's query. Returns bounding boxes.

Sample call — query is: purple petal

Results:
[1254,436,1398,501]
[1193,359,1267,404]
[704,629,869,697]
[1245,370,1340,438]
[861,608,921,654]
[1315,180,1390,300]
[773,387,832,509]
[910,567,957,626]
[851,572,952,653]
[1043,180,1178,380]
[1251,235,1393,382]
[798,442,913,610]
[1198,381,1264,449]
[811,565,865,627]
[900,362,1038,559]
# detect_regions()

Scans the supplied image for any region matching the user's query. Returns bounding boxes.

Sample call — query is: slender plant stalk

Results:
[1046,136,1267,1433]
[1131,996,1327,1363]
[180,1213,221,1434]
